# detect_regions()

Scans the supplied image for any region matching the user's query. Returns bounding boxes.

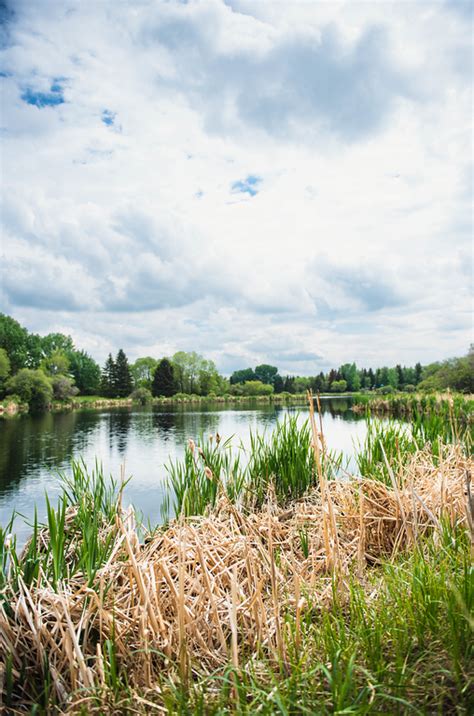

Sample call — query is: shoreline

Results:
[1,390,472,419]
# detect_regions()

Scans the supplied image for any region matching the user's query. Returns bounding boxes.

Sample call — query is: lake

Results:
[0,398,369,542]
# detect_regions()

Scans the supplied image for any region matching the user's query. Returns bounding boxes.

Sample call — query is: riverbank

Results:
[1,391,472,430]
[0,392,313,417]
[1,407,472,713]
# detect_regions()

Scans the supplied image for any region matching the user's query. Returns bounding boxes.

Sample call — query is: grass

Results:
[158,521,472,715]
[353,391,473,427]
[162,414,345,520]
[0,402,472,713]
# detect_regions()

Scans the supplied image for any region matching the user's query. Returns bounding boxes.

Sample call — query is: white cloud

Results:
[0,0,471,372]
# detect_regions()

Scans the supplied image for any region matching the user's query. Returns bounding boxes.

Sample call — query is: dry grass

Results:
[1,438,471,712]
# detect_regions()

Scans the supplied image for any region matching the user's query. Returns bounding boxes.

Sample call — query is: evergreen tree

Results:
[414,362,423,385]
[273,374,284,393]
[101,354,116,397]
[367,368,375,388]
[283,376,295,393]
[396,364,404,388]
[70,350,101,395]
[152,358,176,397]
[114,349,133,397]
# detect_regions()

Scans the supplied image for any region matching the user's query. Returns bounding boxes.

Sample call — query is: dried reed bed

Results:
[1,441,471,711]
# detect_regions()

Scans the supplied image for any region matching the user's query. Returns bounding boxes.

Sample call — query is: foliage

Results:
[101,350,133,398]
[131,387,152,405]
[69,350,101,395]
[100,354,115,397]
[0,347,11,396]
[152,358,177,397]
[231,365,283,391]
[254,363,278,385]
[131,356,158,390]
[230,367,256,384]
[232,380,274,396]
[51,375,78,401]
[6,368,53,411]
[114,349,133,397]
[40,332,74,356]
[419,347,474,393]
[40,348,70,376]
[330,379,347,393]
[171,351,224,395]
[0,313,32,372]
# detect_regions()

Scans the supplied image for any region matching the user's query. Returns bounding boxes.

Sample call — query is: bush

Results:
[131,387,152,405]
[330,379,347,393]
[377,385,395,395]
[52,375,79,401]
[404,384,416,393]
[240,380,274,397]
[7,368,53,412]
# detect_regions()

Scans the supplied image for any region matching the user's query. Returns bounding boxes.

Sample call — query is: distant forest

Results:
[0,313,472,411]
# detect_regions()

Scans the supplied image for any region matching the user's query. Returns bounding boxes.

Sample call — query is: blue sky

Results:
[0,0,472,373]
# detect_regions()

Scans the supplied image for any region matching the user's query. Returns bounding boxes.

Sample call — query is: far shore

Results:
[1,390,472,420]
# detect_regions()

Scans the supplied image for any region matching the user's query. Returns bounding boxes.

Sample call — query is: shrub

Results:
[330,379,347,393]
[7,368,53,412]
[52,375,79,401]
[377,385,395,395]
[241,380,274,396]
[131,387,152,405]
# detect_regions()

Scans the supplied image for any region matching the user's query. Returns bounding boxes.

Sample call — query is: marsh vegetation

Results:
[0,395,472,713]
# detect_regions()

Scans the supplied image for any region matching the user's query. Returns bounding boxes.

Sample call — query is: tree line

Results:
[0,313,472,411]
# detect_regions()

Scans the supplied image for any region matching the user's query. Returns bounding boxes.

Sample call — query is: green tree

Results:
[414,362,423,385]
[7,368,53,411]
[131,357,158,390]
[101,354,116,397]
[418,348,473,393]
[41,332,75,357]
[273,374,284,393]
[152,358,177,397]
[69,350,101,395]
[293,376,311,393]
[198,359,221,395]
[254,364,279,385]
[339,363,360,391]
[283,376,296,393]
[172,351,208,393]
[114,349,133,397]
[0,313,30,373]
[367,368,375,389]
[230,368,256,385]
[330,379,347,393]
[0,348,11,397]
[396,364,404,388]
[387,367,399,389]
[310,372,327,393]
[40,349,70,376]
[26,333,44,368]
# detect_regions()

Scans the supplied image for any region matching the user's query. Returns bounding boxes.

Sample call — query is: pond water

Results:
[0,398,369,542]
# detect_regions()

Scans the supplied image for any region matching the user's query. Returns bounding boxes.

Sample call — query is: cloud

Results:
[142,5,416,143]
[0,0,471,372]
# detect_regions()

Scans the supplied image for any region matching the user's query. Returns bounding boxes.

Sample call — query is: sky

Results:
[0,0,472,375]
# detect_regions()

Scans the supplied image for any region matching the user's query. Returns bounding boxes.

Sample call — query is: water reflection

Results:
[0,398,368,542]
